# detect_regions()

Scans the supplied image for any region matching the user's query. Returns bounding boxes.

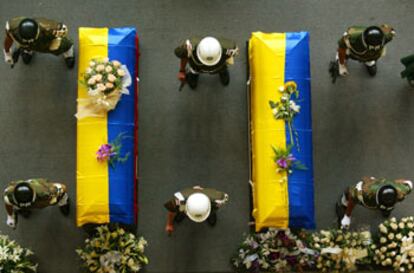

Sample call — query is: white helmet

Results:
[196,37,222,66]
[185,193,211,223]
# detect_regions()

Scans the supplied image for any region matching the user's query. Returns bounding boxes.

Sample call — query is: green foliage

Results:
[76,225,148,273]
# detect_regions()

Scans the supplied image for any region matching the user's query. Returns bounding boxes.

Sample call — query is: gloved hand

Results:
[215,194,229,207]
[339,63,349,76]
[53,24,68,38]
[226,47,240,57]
[341,215,351,229]
[7,214,16,229]
[3,49,13,65]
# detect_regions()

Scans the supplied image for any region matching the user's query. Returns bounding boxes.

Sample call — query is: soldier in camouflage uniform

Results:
[336,25,395,77]
[164,185,229,235]
[175,36,239,89]
[3,17,75,68]
[3,178,70,229]
[337,177,412,229]
[401,54,414,86]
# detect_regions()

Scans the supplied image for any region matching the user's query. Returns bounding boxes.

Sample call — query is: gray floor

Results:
[0,0,413,272]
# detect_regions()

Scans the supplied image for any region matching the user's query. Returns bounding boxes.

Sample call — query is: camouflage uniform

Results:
[338,25,395,63]
[174,37,238,74]
[6,17,73,56]
[344,177,411,211]
[4,178,67,209]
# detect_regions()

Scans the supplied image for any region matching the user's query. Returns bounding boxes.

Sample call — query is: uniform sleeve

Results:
[381,24,395,44]
[37,18,61,31]
[3,186,14,204]
[338,36,347,49]
[164,198,178,212]
[174,42,188,59]
[395,180,412,201]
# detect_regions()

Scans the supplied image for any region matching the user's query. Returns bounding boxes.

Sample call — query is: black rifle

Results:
[11,48,21,68]
[329,60,339,84]
[178,81,185,91]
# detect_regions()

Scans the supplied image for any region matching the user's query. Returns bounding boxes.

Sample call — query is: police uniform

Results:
[338,25,394,63]
[401,54,414,84]
[4,178,67,209]
[164,187,228,215]
[5,17,73,56]
[174,37,238,74]
[344,177,411,211]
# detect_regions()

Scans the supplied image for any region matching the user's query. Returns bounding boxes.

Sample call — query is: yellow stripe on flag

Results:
[77,28,109,226]
[249,32,289,231]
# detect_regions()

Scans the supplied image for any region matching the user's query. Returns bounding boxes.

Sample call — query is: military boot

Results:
[186,73,199,90]
[365,62,377,76]
[59,198,70,216]
[207,212,217,226]
[219,69,230,86]
[65,57,75,69]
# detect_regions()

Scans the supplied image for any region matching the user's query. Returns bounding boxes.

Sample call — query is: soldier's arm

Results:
[175,41,190,71]
[337,35,348,65]
[164,199,178,235]
[395,179,413,200]
[224,39,239,57]
[4,22,14,53]
[4,195,14,217]
[381,24,396,43]
[344,197,355,217]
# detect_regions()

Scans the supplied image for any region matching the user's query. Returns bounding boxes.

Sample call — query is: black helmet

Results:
[363,26,385,48]
[13,182,34,206]
[377,185,397,209]
[18,18,39,43]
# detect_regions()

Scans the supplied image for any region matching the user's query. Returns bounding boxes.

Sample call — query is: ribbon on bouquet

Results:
[321,247,368,271]
[75,65,131,119]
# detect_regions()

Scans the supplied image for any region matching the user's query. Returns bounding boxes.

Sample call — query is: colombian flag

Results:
[249,32,315,231]
[76,27,138,227]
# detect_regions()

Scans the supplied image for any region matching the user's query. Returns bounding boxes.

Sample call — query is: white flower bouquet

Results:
[76,225,148,273]
[0,233,38,273]
[76,58,131,119]
[269,81,301,146]
[373,217,414,272]
[310,229,373,273]
[232,228,315,273]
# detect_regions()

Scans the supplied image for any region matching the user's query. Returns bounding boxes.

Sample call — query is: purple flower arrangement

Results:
[96,133,130,168]
[273,145,306,176]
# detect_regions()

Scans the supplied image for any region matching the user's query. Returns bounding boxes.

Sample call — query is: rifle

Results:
[178,80,185,91]
[11,48,21,69]
[329,60,339,84]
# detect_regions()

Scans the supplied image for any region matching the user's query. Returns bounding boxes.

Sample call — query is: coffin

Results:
[248,32,315,231]
[76,27,138,226]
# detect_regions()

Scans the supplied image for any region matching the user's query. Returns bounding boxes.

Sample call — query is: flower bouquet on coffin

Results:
[269,81,301,148]
[373,217,414,273]
[272,145,306,182]
[96,133,130,168]
[76,225,148,273]
[76,58,131,119]
[232,228,315,273]
[310,229,374,273]
[0,233,38,273]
